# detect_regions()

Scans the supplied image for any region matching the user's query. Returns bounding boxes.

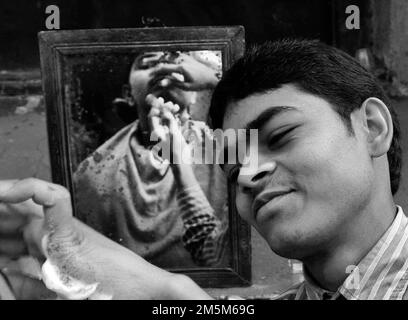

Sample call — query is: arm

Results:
[147,95,227,266]
[175,180,228,267]
[0,178,212,300]
[170,138,227,267]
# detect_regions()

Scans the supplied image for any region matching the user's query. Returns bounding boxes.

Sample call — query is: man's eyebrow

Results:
[245,106,298,131]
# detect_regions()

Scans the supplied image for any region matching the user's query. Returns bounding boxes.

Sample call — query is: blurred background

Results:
[1,0,408,298]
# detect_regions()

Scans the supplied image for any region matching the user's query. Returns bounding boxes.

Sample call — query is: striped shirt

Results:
[177,185,228,267]
[273,206,408,300]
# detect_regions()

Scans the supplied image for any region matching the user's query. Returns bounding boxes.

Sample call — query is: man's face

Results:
[222,84,374,260]
[129,51,195,111]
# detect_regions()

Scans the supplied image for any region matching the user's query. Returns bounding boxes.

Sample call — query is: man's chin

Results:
[270,244,309,260]
[263,227,320,261]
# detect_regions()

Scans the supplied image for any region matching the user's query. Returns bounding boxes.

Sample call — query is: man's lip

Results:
[149,76,167,90]
[252,189,294,218]
[149,73,182,90]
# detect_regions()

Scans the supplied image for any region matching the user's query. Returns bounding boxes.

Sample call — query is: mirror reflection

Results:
[63,50,231,269]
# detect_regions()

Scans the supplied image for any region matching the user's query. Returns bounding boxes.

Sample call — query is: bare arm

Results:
[0,178,212,300]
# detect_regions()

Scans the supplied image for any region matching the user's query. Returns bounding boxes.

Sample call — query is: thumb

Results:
[43,195,74,235]
[0,178,74,233]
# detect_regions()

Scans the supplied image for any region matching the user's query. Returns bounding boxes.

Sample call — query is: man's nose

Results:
[237,161,277,193]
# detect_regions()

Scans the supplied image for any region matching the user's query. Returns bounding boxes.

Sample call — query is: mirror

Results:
[39,26,249,287]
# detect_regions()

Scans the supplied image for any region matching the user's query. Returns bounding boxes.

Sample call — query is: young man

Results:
[0,39,406,300]
[209,39,404,299]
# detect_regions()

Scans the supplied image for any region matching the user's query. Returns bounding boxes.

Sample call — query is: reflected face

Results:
[129,51,195,112]
[222,84,373,259]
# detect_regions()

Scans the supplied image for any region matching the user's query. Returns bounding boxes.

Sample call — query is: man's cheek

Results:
[301,157,365,206]
[292,155,343,201]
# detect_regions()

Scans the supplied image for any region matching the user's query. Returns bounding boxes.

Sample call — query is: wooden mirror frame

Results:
[39,26,250,288]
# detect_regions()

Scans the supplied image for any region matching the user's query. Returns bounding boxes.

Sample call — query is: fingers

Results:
[178,110,191,127]
[171,81,195,91]
[151,64,185,78]
[145,92,158,107]
[0,178,73,233]
[140,53,163,65]
[23,218,46,258]
[159,100,181,132]
[0,184,44,259]
[150,64,199,91]
[147,95,167,141]
[163,101,180,114]
[161,108,179,132]
[0,180,18,195]
[146,94,180,115]
[193,121,213,140]
[0,238,28,258]
[0,179,57,207]
[42,196,73,235]
[150,119,167,142]
[146,94,181,139]
[146,95,178,115]
[0,199,43,219]
[0,208,26,234]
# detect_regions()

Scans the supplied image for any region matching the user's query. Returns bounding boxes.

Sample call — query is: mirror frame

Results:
[39,26,250,288]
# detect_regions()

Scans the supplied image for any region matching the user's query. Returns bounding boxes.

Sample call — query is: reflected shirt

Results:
[177,185,229,267]
[73,121,228,268]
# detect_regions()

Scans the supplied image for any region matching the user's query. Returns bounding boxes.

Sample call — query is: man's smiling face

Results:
[222,84,374,259]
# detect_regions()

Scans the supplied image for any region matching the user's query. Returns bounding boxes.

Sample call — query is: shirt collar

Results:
[302,266,342,300]
[302,206,408,300]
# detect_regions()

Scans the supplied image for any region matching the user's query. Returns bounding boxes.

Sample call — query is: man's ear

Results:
[360,97,393,158]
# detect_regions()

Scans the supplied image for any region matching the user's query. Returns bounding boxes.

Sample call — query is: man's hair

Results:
[210,39,402,195]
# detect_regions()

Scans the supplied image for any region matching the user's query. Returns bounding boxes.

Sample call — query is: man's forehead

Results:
[221,85,328,130]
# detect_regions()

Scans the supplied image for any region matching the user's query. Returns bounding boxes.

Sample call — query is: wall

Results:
[371,0,408,84]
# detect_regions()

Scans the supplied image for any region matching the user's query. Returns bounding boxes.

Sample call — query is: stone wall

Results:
[371,0,408,84]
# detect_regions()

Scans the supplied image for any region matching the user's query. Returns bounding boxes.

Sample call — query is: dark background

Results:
[0,0,370,69]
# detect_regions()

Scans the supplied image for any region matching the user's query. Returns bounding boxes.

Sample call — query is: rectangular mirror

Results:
[39,26,250,287]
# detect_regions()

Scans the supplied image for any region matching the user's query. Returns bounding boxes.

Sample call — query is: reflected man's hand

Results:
[151,53,219,91]
[146,94,192,164]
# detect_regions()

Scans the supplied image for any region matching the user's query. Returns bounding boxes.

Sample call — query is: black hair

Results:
[210,39,402,195]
